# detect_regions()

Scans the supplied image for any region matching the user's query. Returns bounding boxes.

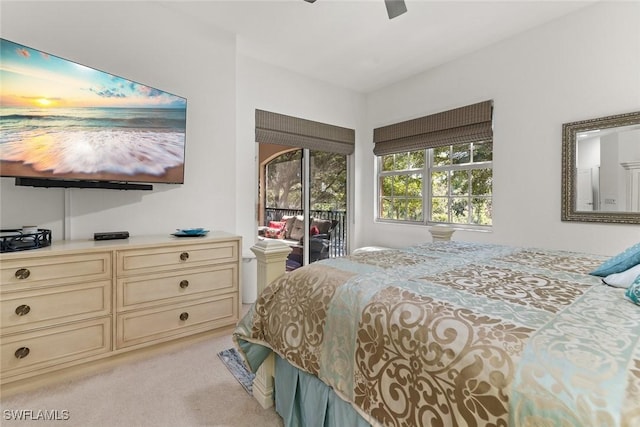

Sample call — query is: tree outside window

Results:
[378,142,492,227]
[265,149,347,211]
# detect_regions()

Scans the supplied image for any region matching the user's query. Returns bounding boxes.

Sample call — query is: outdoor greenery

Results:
[379,142,493,226]
[265,149,347,211]
[265,142,492,226]
[265,150,302,209]
[310,150,347,211]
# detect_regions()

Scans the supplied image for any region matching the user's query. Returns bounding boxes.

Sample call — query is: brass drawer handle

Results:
[179,312,189,321]
[15,268,31,280]
[179,280,189,289]
[15,304,31,316]
[179,252,189,261]
[15,347,30,359]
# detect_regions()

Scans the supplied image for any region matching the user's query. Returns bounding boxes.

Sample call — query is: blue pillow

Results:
[625,275,640,306]
[590,242,640,277]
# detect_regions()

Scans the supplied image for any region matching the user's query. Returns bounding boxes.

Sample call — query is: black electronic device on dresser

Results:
[94,231,130,241]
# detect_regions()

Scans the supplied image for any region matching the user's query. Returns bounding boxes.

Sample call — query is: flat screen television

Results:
[0,38,187,190]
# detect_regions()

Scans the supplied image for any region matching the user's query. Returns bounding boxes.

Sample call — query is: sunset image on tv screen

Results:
[0,38,187,184]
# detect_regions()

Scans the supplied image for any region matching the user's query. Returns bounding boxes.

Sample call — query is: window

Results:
[256,109,354,263]
[373,100,494,228]
[264,149,347,211]
[379,151,425,221]
[261,148,348,260]
[378,141,492,227]
[265,150,302,209]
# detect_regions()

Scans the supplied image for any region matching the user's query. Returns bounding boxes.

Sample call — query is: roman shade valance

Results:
[255,109,355,155]
[372,100,493,156]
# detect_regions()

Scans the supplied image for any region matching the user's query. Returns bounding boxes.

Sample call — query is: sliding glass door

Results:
[308,149,347,259]
[255,109,353,270]
[260,146,347,270]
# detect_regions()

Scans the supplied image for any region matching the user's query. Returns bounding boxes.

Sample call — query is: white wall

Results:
[617,129,640,210]
[235,55,365,252]
[0,2,237,241]
[359,1,640,255]
[577,138,600,169]
[620,129,640,161]
[2,1,638,257]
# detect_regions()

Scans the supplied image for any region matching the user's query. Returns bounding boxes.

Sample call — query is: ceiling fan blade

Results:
[303,0,406,19]
[385,0,407,19]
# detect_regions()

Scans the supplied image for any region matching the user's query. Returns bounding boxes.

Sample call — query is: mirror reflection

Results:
[575,123,640,212]
[561,110,640,224]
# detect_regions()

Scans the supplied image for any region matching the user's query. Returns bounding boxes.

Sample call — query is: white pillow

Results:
[602,263,640,288]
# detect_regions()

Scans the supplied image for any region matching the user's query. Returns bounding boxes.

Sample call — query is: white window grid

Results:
[377,144,492,228]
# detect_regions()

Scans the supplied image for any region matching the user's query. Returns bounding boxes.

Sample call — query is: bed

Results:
[233,241,640,427]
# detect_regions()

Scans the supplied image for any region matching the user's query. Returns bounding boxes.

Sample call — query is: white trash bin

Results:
[241,251,257,304]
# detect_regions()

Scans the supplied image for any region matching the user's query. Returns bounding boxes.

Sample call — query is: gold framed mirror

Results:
[562,110,640,224]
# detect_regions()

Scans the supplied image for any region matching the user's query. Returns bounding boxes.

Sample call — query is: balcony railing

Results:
[264,208,347,258]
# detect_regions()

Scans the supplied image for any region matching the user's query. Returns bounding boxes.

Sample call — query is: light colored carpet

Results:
[0,331,283,427]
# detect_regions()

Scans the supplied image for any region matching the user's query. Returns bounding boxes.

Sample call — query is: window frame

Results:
[376,142,493,229]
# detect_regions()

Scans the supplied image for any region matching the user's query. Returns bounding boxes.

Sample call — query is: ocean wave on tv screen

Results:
[0,129,185,176]
[1,107,186,131]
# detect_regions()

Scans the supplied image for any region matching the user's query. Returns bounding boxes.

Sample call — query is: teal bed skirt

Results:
[274,355,371,427]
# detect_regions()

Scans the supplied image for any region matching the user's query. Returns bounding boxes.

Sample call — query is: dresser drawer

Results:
[0,252,111,290]
[1,281,112,334]
[117,241,239,276]
[116,294,238,349]
[117,264,237,311]
[1,317,111,378]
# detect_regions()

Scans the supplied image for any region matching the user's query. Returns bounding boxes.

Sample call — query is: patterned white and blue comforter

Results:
[234,241,640,427]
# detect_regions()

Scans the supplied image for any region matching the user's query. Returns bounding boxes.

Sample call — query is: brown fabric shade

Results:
[373,100,493,156]
[255,109,355,155]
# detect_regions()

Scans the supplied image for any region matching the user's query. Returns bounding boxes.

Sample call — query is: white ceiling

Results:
[160,0,595,93]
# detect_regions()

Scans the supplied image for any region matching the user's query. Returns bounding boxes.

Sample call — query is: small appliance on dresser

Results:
[93,231,130,241]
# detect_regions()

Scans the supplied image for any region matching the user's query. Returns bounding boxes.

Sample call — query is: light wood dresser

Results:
[0,232,241,394]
